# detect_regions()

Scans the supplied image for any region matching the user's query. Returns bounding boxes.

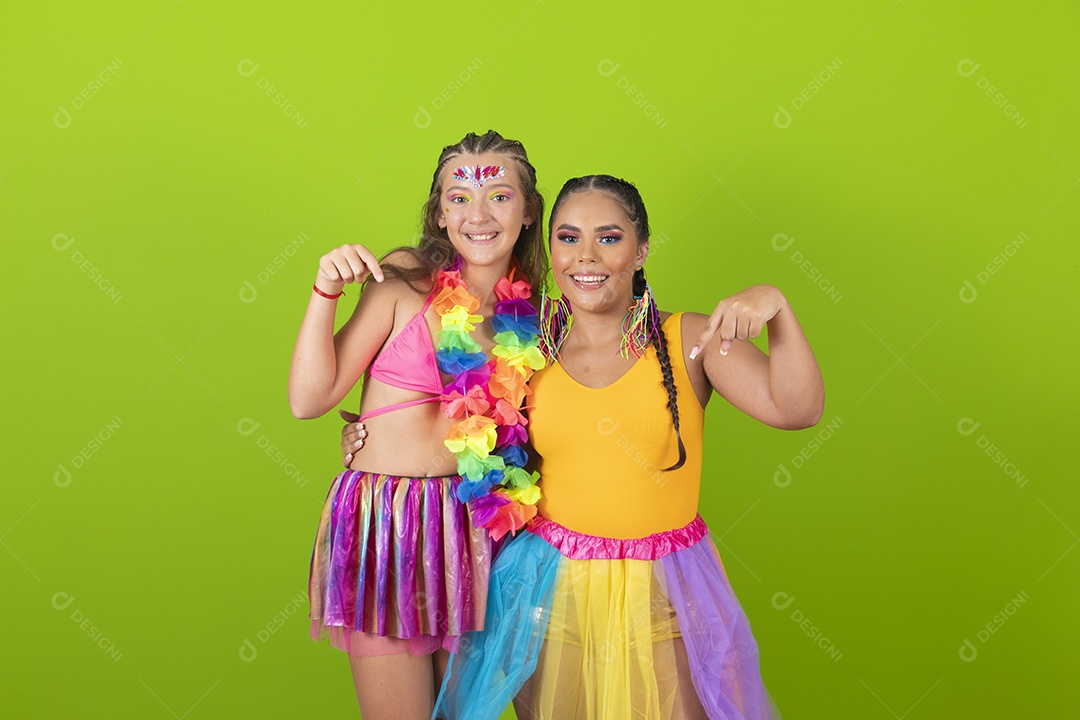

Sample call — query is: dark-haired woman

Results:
[432,176,824,719]
[289,131,548,719]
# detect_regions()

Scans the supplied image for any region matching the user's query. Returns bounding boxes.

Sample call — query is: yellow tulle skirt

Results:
[436,515,779,719]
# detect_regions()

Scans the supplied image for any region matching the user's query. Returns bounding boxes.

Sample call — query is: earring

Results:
[539,284,571,361]
[620,267,659,359]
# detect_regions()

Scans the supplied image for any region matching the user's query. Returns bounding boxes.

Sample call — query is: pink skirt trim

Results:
[527,514,707,561]
[314,624,460,657]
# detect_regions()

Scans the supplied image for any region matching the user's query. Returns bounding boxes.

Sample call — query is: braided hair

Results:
[547,175,686,471]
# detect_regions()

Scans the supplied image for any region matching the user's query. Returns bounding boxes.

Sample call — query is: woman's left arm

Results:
[686,284,824,429]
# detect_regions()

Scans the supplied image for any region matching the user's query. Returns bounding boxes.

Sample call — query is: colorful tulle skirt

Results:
[308,470,491,657]
[434,514,779,719]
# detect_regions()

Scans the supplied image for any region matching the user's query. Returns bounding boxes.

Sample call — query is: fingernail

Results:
[376,274,384,282]
[689,346,700,360]
[720,346,728,356]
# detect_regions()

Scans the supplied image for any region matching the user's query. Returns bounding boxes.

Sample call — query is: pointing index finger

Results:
[354,245,384,282]
[690,306,724,360]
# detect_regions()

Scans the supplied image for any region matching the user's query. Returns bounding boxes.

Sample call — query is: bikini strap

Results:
[357,396,440,424]
[419,285,436,315]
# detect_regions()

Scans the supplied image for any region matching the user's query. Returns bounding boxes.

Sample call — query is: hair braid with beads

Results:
[547,175,686,471]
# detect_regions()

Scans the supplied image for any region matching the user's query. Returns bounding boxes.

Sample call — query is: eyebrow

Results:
[445,183,516,192]
[554,223,625,232]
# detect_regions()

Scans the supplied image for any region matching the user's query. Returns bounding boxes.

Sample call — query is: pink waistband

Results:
[528,514,707,561]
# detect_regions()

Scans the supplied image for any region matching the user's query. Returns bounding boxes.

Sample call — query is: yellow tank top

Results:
[529,313,705,539]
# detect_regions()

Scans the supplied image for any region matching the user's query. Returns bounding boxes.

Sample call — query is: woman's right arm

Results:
[288,244,391,419]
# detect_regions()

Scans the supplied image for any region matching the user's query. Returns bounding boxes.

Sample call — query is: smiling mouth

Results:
[569,274,609,288]
[465,232,500,242]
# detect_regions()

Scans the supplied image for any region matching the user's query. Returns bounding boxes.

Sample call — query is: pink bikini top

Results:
[358,292,443,422]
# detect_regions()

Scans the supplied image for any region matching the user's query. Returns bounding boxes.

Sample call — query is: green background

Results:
[3,1,1077,717]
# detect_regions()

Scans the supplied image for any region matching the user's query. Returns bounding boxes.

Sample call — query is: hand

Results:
[690,284,786,359]
[315,245,385,295]
[338,409,366,467]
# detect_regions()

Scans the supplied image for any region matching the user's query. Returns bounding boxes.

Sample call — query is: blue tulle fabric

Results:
[434,531,560,718]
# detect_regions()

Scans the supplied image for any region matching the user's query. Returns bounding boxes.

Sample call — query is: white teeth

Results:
[467,233,497,241]
[572,275,607,283]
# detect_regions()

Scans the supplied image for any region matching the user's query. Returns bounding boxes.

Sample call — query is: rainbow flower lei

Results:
[434,262,546,540]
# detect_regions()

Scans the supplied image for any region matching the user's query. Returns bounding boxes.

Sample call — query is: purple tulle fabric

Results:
[529,513,708,560]
[308,470,491,655]
[660,538,778,718]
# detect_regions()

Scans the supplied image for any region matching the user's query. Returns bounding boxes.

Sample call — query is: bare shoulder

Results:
[380,247,425,268]
[674,311,710,345]
[357,274,426,312]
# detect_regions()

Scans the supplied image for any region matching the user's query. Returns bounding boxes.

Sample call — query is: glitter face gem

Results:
[452,165,506,188]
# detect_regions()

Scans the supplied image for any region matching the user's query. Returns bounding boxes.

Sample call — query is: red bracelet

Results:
[313,284,345,299]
